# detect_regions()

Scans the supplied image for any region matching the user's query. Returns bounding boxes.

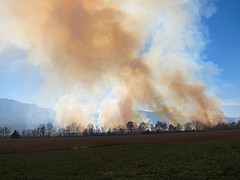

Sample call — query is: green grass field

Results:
[0,136,240,179]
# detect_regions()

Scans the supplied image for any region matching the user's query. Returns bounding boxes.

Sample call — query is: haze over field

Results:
[0,98,54,130]
[0,0,239,128]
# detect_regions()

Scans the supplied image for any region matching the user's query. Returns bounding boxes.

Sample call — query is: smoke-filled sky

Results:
[0,0,239,127]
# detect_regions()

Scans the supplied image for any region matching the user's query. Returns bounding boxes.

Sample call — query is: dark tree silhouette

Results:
[169,124,176,131]
[155,121,163,131]
[4,116,239,139]
[38,124,46,137]
[184,122,192,131]
[87,123,94,135]
[66,125,71,136]
[155,121,168,131]
[11,130,20,139]
[26,129,32,138]
[237,121,240,128]
[230,122,237,129]
[46,122,54,137]
[138,122,146,132]
[0,127,3,136]
[176,123,182,131]
[117,126,125,134]
[126,121,134,133]
[2,125,11,136]
[162,122,167,131]
[192,121,205,131]
[83,128,88,136]
[57,128,65,137]
[70,122,80,136]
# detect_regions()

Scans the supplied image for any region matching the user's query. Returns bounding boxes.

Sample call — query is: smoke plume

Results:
[1,0,223,128]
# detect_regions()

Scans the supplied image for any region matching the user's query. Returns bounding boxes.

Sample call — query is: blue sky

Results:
[0,48,43,103]
[203,0,240,117]
[0,0,239,117]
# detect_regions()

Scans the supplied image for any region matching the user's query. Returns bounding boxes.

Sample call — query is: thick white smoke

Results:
[0,0,223,128]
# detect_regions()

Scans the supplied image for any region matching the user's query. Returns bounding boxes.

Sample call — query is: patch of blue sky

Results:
[0,47,44,104]
[202,0,240,117]
[139,36,153,56]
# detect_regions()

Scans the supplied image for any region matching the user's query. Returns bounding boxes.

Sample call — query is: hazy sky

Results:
[0,0,239,117]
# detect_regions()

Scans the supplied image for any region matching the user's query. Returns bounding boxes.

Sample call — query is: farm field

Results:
[0,130,240,179]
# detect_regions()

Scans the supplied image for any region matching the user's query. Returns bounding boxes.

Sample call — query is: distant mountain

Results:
[0,98,239,132]
[224,117,240,123]
[0,98,55,131]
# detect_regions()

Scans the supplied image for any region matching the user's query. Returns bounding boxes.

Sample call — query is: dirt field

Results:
[1,129,240,154]
[0,129,240,179]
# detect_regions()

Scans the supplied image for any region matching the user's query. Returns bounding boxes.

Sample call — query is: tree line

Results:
[1,120,240,139]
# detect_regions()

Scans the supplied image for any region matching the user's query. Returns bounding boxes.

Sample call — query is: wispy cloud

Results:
[0,47,27,67]
[202,3,217,18]
[223,99,240,106]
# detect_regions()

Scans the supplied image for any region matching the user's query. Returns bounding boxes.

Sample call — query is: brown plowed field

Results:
[1,129,240,153]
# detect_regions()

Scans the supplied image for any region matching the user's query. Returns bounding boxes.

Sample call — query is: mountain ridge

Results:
[0,98,239,131]
[0,98,55,131]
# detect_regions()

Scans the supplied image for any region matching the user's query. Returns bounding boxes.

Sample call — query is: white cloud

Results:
[202,3,217,18]
[223,99,240,106]
[0,47,27,67]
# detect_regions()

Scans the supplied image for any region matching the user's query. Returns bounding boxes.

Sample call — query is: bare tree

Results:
[176,123,182,131]
[101,127,106,134]
[162,122,168,131]
[229,122,237,129]
[66,125,71,136]
[184,122,192,131]
[155,121,163,132]
[169,124,176,131]
[83,128,88,136]
[37,124,46,137]
[22,130,26,138]
[32,129,38,138]
[145,120,154,131]
[64,123,79,136]
[3,125,11,136]
[221,122,229,130]
[87,123,94,135]
[155,121,168,131]
[126,121,134,133]
[69,122,80,136]
[107,128,112,135]
[138,122,146,132]
[26,129,32,138]
[95,126,101,134]
[237,121,240,128]
[192,121,203,131]
[112,127,118,134]
[57,128,65,137]
[46,122,54,137]
[117,126,125,134]
[0,127,3,136]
